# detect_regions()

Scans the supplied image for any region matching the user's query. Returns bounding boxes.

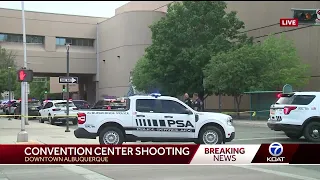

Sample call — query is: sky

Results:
[0,1,130,17]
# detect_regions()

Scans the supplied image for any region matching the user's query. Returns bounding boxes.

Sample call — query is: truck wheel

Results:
[303,121,320,142]
[199,126,223,144]
[99,127,124,145]
[285,132,301,140]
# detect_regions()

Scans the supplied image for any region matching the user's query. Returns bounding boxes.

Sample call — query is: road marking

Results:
[62,165,114,180]
[233,137,285,141]
[233,165,319,180]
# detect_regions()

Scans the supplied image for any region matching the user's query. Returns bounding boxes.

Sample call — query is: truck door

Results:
[158,99,196,138]
[133,99,162,138]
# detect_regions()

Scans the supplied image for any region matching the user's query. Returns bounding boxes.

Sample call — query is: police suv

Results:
[74,93,235,145]
[268,92,320,142]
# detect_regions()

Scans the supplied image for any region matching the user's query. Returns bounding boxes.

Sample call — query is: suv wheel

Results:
[285,132,302,140]
[99,127,124,145]
[48,115,55,125]
[304,121,320,142]
[199,126,223,144]
[39,115,44,123]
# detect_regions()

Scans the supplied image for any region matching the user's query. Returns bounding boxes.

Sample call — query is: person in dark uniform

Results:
[192,93,203,111]
[184,93,193,108]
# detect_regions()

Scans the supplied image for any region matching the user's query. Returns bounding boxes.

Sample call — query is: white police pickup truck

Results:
[268,92,320,142]
[74,93,235,145]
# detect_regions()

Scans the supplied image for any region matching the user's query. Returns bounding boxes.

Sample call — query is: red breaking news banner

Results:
[1,144,320,164]
[0,145,200,164]
[251,144,320,164]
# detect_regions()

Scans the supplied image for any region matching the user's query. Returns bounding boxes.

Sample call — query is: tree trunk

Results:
[234,95,242,119]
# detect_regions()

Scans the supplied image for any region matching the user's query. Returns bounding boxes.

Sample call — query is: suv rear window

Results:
[276,94,316,105]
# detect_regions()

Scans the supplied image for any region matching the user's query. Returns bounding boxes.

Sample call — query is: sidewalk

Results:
[0,118,97,144]
[233,119,267,127]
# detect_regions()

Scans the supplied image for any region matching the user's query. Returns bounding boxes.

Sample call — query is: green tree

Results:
[132,1,252,98]
[0,46,18,94]
[131,56,158,93]
[14,78,50,100]
[204,34,309,116]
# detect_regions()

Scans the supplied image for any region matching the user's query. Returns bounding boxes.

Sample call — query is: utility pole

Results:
[8,67,11,120]
[17,1,28,142]
[65,43,71,133]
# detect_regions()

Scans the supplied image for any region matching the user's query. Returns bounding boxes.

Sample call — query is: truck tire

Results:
[198,126,223,144]
[285,132,301,140]
[303,121,320,142]
[99,127,124,145]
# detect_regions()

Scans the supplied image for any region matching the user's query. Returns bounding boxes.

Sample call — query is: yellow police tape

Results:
[221,110,270,117]
[0,110,271,118]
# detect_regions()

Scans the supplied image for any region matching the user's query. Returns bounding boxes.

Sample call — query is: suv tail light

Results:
[52,108,61,111]
[78,113,86,124]
[73,107,79,110]
[283,106,297,115]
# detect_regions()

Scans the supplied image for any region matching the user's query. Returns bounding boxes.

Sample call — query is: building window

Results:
[0,33,44,44]
[56,37,94,47]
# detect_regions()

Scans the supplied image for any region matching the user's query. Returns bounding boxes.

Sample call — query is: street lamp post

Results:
[65,43,71,133]
[8,66,11,120]
[17,1,28,142]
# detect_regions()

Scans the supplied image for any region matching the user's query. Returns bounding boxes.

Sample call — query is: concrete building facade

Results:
[0,1,319,109]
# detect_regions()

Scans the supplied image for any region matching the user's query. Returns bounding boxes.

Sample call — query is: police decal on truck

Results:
[134,119,195,132]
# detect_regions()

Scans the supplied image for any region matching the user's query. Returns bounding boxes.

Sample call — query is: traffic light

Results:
[292,9,318,24]
[17,69,33,82]
[62,85,66,92]
[44,88,48,94]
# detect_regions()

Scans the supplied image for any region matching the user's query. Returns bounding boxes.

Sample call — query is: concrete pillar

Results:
[78,82,85,100]
[85,78,96,105]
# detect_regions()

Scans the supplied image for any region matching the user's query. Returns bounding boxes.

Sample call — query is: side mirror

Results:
[184,109,193,115]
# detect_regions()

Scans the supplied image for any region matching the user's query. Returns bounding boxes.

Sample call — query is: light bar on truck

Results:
[150,93,161,98]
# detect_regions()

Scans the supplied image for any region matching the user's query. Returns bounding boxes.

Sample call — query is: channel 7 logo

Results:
[267,142,285,162]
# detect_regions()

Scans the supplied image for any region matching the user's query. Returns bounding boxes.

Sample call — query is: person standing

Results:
[184,93,193,108]
[192,93,204,112]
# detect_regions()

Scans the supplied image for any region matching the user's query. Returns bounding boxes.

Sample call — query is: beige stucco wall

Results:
[0,8,104,74]
[0,8,106,94]
[97,11,166,98]
[115,1,172,14]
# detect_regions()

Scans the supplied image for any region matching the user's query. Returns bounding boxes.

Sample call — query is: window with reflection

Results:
[56,37,94,47]
[0,33,44,44]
